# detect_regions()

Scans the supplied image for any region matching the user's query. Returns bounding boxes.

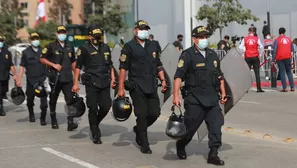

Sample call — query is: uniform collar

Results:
[132,37,150,46]
[56,39,68,48]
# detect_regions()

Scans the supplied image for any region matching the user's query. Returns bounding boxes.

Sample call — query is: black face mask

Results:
[179,38,183,42]
[91,38,101,46]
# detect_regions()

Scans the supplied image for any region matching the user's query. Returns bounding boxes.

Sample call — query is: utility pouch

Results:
[180,86,189,99]
[81,73,91,85]
[124,80,137,91]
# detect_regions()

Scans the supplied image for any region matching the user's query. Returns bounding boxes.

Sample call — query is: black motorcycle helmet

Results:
[33,81,47,98]
[10,86,25,105]
[66,93,86,117]
[112,97,132,122]
[165,105,187,140]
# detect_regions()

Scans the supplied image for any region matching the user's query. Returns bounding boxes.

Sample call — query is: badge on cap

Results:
[213,60,217,67]
[31,33,39,37]
[197,26,207,33]
[152,52,156,58]
[42,48,47,54]
[57,26,65,31]
[177,59,184,68]
[138,20,148,26]
[92,29,102,34]
[120,54,126,62]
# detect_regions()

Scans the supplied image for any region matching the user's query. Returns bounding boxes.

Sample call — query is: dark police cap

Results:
[56,25,66,33]
[192,26,211,37]
[134,20,150,29]
[0,35,4,40]
[88,25,103,37]
[30,32,39,39]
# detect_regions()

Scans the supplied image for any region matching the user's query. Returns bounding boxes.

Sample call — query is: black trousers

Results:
[1,80,8,97]
[86,84,111,135]
[49,81,73,114]
[26,83,48,111]
[130,87,161,133]
[179,95,224,149]
[245,56,262,90]
[0,80,7,105]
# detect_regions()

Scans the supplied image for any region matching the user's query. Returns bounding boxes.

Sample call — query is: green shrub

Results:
[40,40,52,48]
[107,42,115,48]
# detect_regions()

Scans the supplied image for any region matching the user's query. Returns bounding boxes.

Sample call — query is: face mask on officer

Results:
[31,40,40,48]
[194,37,209,50]
[136,29,149,40]
[57,33,67,42]
[0,42,3,48]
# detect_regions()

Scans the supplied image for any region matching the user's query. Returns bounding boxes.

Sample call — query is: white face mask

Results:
[266,36,271,39]
[137,30,149,40]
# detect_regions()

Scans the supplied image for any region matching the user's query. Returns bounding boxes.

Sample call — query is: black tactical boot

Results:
[91,126,102,144]
[0,104,5,116]
[50,112,59,129]
[207,148,225,166]
[40,110,47,126]
[176,140,187,160]
[28,107,35,122]
[139,132,152,154]
[67,116,78,131]
[133,126,141,146]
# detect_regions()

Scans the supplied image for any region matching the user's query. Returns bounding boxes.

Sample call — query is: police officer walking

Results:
[72,25,116,144]
[17,32,48,125]
[117,20,167,154]
[0,35,17,116]
[40,25,78,131]
[173,26,227,165]
[239,27,265,93]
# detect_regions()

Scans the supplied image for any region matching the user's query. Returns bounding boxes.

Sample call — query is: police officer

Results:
[117,20,167,154]
[0,35,17,116]
[72,25,116,144]
[173,26,227,166]
[17,32,48,125]
[40,25,78,131]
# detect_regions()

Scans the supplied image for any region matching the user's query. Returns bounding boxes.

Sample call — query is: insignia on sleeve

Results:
[213,60,217,67]
[152,52,156,58]
[42,48,47,54]
[5,54,8,59]
[76,49,81,57]
[120,54,127,62]
[104,52,109,60]
[55,50,60,55]
[177,59,184,68]
[68,52,72,57]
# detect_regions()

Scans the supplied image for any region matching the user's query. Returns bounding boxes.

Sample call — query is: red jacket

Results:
[244,35,260,58]
[275,35,292,61]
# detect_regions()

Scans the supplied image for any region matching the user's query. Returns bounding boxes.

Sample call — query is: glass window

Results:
[21,2,28,9]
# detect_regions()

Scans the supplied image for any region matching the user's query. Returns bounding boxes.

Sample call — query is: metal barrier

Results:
[213,49,227,60]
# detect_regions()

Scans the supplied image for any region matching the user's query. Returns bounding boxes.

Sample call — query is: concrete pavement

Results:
[0,77,297,168]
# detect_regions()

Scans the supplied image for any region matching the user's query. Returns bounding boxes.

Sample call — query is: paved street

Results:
[1,73,297,168]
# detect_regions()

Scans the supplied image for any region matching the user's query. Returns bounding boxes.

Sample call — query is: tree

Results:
[85,0,127,36]
[48,0,73,24]
[196,0,259,39]
[0,0,25,45]
[27,20,57,41]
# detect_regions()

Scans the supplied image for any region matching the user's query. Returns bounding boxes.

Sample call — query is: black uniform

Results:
[119,38,163,151]
[76,42,113,141]
[175,46,224,149]
[20,46,48,122]
[40,40,77,130]
[0,47,13,114]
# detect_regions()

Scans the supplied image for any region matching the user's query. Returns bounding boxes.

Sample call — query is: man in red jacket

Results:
[272,27,295,92]
[239,27,264,92]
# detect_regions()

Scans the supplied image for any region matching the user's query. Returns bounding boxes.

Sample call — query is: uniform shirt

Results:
[273,35,294,61]
[76,42,113,89]
[174,46,223,107]
[0,47,13,81]
[20,46,46,86]
[239,34,263,58]
[119,38,163,94]
[41,40,76,83]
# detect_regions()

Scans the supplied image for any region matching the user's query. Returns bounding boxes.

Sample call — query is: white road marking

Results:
[42,147,100,168]
[238,100,261,104]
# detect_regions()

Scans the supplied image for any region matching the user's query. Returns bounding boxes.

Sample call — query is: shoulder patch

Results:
[177,59,184,68]
[5,54,8,59]
[120,54,126,62]
[42,48,47,54]
[213,60,217,67]
[76,49,81,57]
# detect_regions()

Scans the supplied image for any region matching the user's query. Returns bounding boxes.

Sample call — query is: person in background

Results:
[251,24,258,37]
[272,27,295,92]
[217,35,230,52]
[148,34,162,53]
[173,34,184,53]
[262,21,269,39]
[263,33,274,80]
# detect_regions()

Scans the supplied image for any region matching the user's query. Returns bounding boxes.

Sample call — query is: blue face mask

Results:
[0,42,3,48]
[57,34,67,42]
[137,30,149,40]
[197,39,209,50]
[31,40,40,47]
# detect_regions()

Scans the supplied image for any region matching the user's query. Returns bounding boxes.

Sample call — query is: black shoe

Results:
[176,140,187,160]
[207,148,225,166]
[133,126,141,146]
[50,113,59,129]
[0,105,5,116]
[40,111,47,126]
[2,95,8,100]
[67,117,78,131]
[257,89,265,93]
[29,113,35,123]
[139,132,152,154]
[92,134,102,144]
